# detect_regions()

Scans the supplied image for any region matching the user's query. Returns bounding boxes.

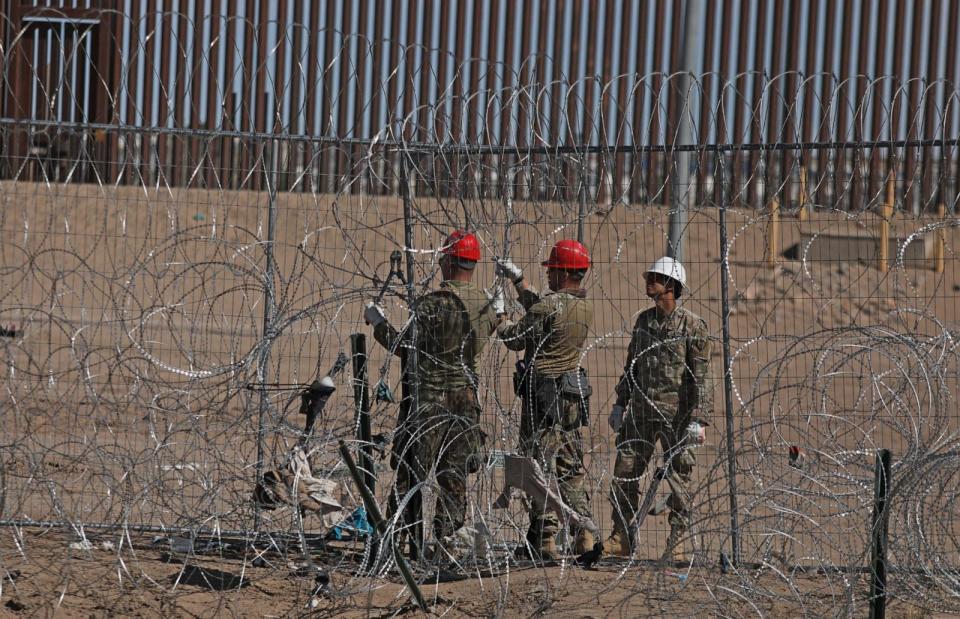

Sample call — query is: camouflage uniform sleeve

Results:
[371,294,442,357]
[682,316,713,417]
[516,286,541,311]
[477,289,497,335]
[372,319,403,357]
[497,299,551,352]
[482,293,499,336]
[414,293,450,335]
[614,318,641,408]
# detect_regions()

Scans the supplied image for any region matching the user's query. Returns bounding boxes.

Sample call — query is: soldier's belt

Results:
[635,390,680,405]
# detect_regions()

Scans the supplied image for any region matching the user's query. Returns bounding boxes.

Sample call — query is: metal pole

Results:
[399,154,422,559]
[869,449,892,619]
[718,160,741,566]
[254,139,279,534]
[338,440,428,612]
[350,334,374,494]
[577,158,587,243]
[667,0,705,262]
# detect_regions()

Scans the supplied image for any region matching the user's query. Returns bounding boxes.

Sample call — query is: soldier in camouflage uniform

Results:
[603,256,712,561]
[364,231,498,551]
[494,239,595,560]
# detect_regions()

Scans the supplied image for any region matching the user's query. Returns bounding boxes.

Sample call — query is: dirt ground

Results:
[1,528,951,618]
[2,181,959,616]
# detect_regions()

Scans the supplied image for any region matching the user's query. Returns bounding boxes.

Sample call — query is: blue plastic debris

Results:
[328,506,374,541]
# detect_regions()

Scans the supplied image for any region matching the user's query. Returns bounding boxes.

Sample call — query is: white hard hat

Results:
[644,256,687,291]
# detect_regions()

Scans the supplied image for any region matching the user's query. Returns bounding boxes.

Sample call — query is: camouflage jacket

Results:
[373,280,498,392]
[614,306,712,418]
[497,287,592,378]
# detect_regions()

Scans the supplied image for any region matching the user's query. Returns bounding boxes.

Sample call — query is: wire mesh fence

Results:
[2,31,960,617]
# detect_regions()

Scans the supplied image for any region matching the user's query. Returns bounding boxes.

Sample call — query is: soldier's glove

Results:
[364,302,386,327]
[686,419,707,446]
[494,257,523,284]
[491,286,506,315]
[607,404,625,432]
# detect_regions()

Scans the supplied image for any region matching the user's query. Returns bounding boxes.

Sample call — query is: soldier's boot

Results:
[573,529,595,555]
[660,524,690,563]
[514,533,559,562]
[536,536,559,561]
[601,528,632,556]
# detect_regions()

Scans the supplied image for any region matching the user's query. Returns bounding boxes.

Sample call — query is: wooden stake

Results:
[879,175,894,272]
[935,203,946,274]
[767,197,780,268]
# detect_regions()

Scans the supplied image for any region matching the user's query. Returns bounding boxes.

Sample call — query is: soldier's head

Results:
[542,239,590,292]
[644,256,686,301]
[439,230,481,281]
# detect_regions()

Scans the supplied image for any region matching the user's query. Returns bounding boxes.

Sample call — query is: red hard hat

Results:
[441,230,481,262]
[542,239,591,270]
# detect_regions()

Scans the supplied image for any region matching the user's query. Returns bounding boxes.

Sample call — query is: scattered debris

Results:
[327,506,373,541]
[574,542,602,569]
[720,552,732,574]
[172,565,248,591]
[5,599,26,612]
[789,446,807,469]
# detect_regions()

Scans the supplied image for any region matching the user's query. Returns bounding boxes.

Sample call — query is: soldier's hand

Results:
[364,302,386,326]
[316,375,336,395]
[494,257,523,284]
[607,404,625,432]
[491,286,506,315]
[685,420,706,445]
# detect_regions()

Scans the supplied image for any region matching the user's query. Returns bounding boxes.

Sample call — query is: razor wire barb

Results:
[1,20,960,617]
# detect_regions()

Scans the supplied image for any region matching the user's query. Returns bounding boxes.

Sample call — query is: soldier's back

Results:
[528,290,592,377]
[416,281,496,390]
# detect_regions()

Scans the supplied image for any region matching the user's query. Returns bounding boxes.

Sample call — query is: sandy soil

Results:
[2,529,952,618]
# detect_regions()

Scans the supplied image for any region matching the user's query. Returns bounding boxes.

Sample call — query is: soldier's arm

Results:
[614,319,641,408]
[372,320,404,357]
[515,285,541,311]
[497,301,550,351]
[682,317,713,416]
[371,294,437,358]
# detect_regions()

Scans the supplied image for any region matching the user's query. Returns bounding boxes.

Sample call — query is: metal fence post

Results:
[577,156,587,243]
[253,138,279,534]
[869,449,892,619]
[718,159,742,566]
[350,333,374,494]
[668,0,706,262]
[398,154,422,559]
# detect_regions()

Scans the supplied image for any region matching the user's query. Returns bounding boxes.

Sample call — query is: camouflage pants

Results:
[390,387,484,540]
[519,387,591,545]
[609,405,695,534]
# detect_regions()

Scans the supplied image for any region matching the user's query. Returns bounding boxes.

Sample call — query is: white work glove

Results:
[494,257,523,284]
[491,286,506,315]
[364,302,386,327]
[607,404,625,432]
[686,420,706,446]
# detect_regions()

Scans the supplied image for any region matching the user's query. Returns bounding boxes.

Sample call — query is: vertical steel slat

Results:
[904,0,925,213]
[868,0,890,205]
[921,0,943,211]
